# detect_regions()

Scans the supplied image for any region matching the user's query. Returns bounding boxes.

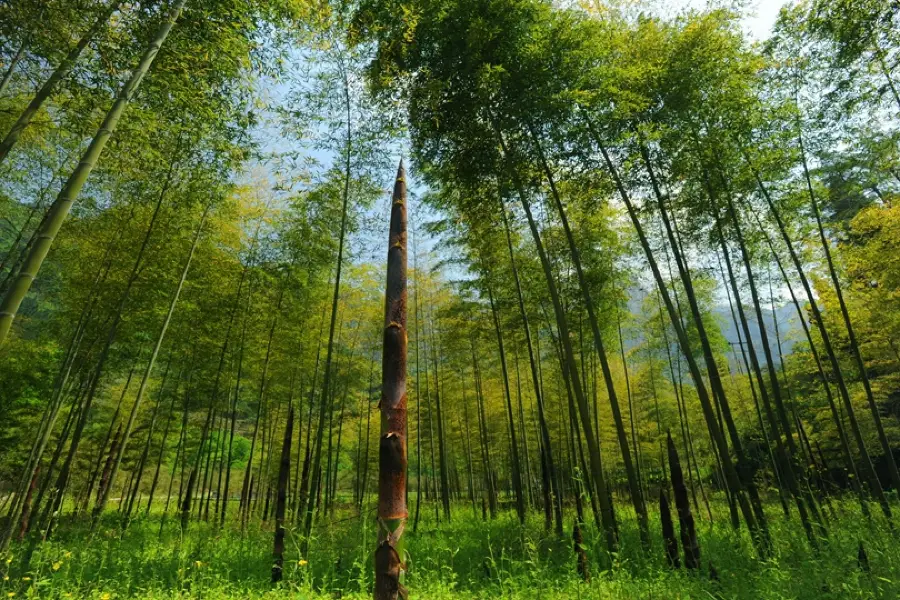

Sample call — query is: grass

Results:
[1,495,898,599]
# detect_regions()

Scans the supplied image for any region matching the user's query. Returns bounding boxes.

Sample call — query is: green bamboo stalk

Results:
[0,1,122,165]
[91,200,209,527]
[0,0,188,346]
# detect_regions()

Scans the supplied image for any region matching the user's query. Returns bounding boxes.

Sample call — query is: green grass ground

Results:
[2,497,898,599]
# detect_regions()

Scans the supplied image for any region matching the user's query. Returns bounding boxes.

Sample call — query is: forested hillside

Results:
[0,0,898,598]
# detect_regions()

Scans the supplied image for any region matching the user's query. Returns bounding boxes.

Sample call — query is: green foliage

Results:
[2,499,898,599]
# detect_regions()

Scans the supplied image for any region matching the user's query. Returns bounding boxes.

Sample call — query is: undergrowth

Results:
[1,496,897,599]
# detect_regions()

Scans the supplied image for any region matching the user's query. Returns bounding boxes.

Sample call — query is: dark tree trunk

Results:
[668,432,699,570]
[660,489,680,568]
[272,405,294,583]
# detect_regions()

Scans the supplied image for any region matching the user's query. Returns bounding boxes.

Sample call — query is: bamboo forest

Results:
[1,0,900,598]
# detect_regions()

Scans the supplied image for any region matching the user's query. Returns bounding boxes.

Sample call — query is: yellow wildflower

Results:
[100,593,111,600]
[64,552,72,559]
[298,559,308,566]
[2,576,7,581]
[7,592,14,598]
[20,577,29,582]
[52,562,62,572]
[194,561,203,568]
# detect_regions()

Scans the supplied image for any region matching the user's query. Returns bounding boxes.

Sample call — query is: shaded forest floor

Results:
[2,497,898,599]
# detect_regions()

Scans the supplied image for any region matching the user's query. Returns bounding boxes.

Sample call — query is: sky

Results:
[250,0,798,268]
[743,0,790,38]
[669,0,789,39]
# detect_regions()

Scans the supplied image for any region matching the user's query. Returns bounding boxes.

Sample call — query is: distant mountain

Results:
[714,303,804,369]
[625,289,805,370]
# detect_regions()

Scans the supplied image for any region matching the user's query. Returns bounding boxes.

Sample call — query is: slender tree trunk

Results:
[486,285,525,524]
[0,0,189,345]
[716,219,818,545]
[512,345,534,508]
[587,123,761,547]
[46,170,170,530]
[498,198,562,535]
[799,132,900,493]
[426,313,452,522]
[26,386,83,534]
[718,175,826,540]
[0,256,110,546]
[123,360,172,523]
[357,359,375,512]
[291,370,305,520]
[0,1,122,166]
[15,468,40,542]
[717,252,790,518]
[459,371,478,519]
[751,208,870,516]
[411,227,425,530]
[213,407,227,521]
[81,364,136,515]
[744,151,889,519]
[147,372,182,514]
[495,124,616,551]
[197,406,217,521]
[425,347,439,522]
[471,340,497,519]
[92,199,207,526]
[616,305,644,507]
[294,313,325,526]
[528,124,648,547]
[302,86,353,550]
[181,402,214,532]
[245,299,290,524]
[272,405,293,583]
[0,41,25,97]
[330,373,351,513]
[31,381,88,537]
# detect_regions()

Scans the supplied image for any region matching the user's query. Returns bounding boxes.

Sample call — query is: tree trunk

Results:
[272,405,293,583]
[471,340,497,519]
[744,151,890,519]
[499,198,562,534]
[123,360,172,524]
[750,207,870,516]
[147,372,182,514]
[293,332,322,526]
[799,131,900,493]
[587,123,762,548]
[92,198,207,526]
[0,0,189,345]
[50,187,163,523]
[528,124,648,547]
[427,313,452,522]
[0,41,25,97]
[0,1,122,166]
[495,124,616,552]
[668,432,699,570]
[486,286,525,524]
